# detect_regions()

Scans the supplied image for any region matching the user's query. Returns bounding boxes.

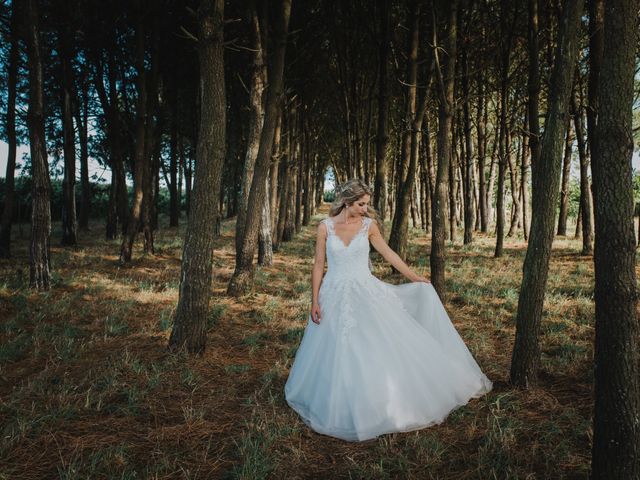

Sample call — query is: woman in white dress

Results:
[285,179,492,442]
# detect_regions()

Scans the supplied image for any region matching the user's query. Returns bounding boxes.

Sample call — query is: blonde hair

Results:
[329,179,381,229]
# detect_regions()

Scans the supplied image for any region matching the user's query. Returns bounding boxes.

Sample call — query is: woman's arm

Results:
[310,222,327,323]
[368,220,430,283]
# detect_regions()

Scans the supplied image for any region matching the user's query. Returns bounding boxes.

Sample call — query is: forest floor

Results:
[0,206,604,479]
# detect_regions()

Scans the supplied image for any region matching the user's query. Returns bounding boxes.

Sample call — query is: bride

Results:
[284,179,492,442]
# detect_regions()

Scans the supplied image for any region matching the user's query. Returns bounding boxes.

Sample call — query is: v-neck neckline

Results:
[329,216,366,249]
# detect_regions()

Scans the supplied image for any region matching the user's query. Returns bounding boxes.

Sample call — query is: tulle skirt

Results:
[284,275,492,442]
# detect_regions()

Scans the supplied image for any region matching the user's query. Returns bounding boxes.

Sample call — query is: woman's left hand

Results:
[413,275,431,283]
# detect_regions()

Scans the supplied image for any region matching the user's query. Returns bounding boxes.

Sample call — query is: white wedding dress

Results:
[284,216,492,442]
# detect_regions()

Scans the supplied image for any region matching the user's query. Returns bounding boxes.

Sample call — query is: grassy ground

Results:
[0,208,604,479]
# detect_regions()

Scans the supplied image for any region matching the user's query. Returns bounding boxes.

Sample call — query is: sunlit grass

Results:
[0,213,613,478]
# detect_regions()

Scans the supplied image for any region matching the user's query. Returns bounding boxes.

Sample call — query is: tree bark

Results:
[75,70,91,231]
[258,176,273,266]
[120,7,148,262]
[557,118,573,236]
[506,125,521,238]
[26,0,52,289]
[169,83,180,227]
[572,90,593,255]
[94,45,129,239]
[235,0,266,254]
[169,0,227,354]
[590,0,640,475]
[476,72,488,233]
[495,0,514,256]
[59,18,78,246]
[431,0,457,299]
[462,46,474,245]
[374,0,391,220]
[510,0,583,387]
[269,112,282,239]
[521,115,530,240]
[227,0,291,296]
[0,2,19,258]
[527,0,541,171]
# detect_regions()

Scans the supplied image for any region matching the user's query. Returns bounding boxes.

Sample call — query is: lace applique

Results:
[324,216,371,248]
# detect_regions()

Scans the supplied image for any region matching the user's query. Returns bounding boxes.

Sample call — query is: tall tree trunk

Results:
[448,124,458,242]
[76,73,91,231]
[228,0,291,296]
[374,0,391,220]
[431,0,457,299]
[169,84,180,227]
[274,154,290,250]
[476,73,488,233]
[142,20,161,254]
[169,0,226,353]
[506,127,521,237]
[462,47,474,245]
[591,0,640,475]
[59,20,78,246]
[95,44,128,239]
[0,3,19,258]
[572,91,593,255]
[586,0,603,176]
[510,0,583,387]
[495,1,513,256]
[389,0,421,259]
[26,0,52,289]
[284,158,297,241]
[521,115,530,240]
[527,0,541,171]
[557,118,572,236]
[235,0,266,253]
[120,9,147,263]
[269,113,282,239]
[258,176,273,266]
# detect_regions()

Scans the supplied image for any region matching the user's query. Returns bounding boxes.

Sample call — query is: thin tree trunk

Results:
[269,112,282,239]
[521,115,530,240]
[495,3,512,256]
[506,127,521,237]
[431,1,457,299]
[0,3,19,258]
[169,0,226,354]
[572,90,593,254]
[258,176,273,266]
[462,47,474,245]
[120,9,147,262]
[389,0,419,257]
[228,0,291,296]
[274,154,289,250]
[476,74,488,233]
[527,0,541,172]
[169,83,180,227]
[26,0,52,289]
[557,118,573,236]
[59,21,77,246]
[76,74,90,231]
[510,0,583,387]
[374,0,391,220]
[236,0,266,253]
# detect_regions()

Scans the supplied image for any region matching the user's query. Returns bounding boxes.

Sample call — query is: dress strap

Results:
[323,217,336,236]
[362,216,373,234]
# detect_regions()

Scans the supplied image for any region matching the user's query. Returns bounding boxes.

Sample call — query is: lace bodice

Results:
[322,216,373,282]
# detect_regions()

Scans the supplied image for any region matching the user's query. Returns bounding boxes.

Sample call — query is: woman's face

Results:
[347,194,370,217]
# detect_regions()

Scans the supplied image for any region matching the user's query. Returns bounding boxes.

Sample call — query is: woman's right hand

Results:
[311,303,322,324]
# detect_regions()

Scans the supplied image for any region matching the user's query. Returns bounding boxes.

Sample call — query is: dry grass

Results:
[0,209,610,479]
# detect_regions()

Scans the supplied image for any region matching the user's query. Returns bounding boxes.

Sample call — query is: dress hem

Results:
[286,375,493,442]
